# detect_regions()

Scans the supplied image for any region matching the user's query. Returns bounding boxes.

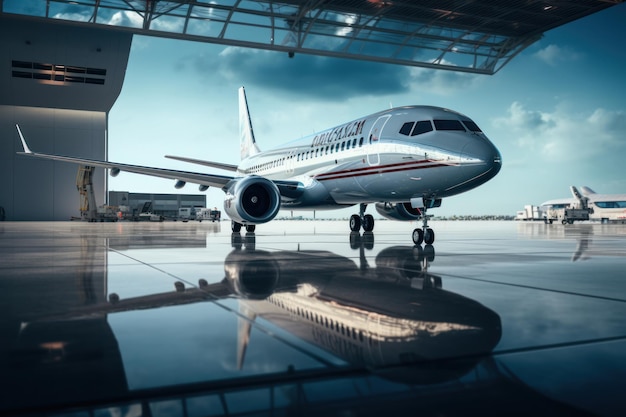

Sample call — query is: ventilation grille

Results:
[11,60,106,85]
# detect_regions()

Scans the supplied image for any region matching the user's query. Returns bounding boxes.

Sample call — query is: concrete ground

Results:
[1,220,625,416]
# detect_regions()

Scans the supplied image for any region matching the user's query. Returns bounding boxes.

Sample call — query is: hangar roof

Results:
[2,0,623,74]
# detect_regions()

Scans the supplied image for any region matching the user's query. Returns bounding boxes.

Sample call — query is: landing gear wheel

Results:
[231,221,242,233]
[362,214,374,232]
[349,214,361,232]
[424,228,435,245]
[412,228,424,245]
[246,224,256,233]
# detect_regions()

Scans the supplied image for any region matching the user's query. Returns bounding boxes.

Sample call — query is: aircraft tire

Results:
[349,214,361,231]
[246,224,256,233]
[412,228,424,245]
[232,221,242,232]
[363,214,374,232]
[424,228,435,245]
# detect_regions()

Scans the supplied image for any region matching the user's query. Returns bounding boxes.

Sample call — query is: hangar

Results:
[0,0,623,220]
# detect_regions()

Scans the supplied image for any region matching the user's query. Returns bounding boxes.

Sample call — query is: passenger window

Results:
[434,120,465,131]
[462,120,482,132]
[411,120,433,136]
[359,137,364,146]
[352,138,357,147]
[399,122,414,136]
[341,141,346,151]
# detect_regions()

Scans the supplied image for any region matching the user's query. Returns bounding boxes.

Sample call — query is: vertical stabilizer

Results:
[580,186,597,196]
[239,86,261,160]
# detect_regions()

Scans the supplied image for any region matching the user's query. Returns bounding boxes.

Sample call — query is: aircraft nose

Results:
[460,138,502,177]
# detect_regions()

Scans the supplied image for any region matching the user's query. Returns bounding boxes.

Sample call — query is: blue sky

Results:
[105,4,626,217]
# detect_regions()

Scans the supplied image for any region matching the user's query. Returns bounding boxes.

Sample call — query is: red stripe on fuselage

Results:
[314,159,459,181]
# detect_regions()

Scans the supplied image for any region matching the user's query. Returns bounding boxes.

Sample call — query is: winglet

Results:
[15,124,33,154]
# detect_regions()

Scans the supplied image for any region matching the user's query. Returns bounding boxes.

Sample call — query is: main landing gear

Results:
[412,207,435,245]
[349,203,374,232]
[232,221,256,233]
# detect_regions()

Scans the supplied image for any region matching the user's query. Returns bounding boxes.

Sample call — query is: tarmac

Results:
[1,219,625,416]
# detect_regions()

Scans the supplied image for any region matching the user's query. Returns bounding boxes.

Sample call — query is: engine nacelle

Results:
[375,202,422,221]
[224,176,281,225]
[109,168,120,177]
[174,180,186,189]
[199,185,209,192]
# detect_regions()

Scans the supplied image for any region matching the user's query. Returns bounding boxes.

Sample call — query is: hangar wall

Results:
[0,16,132,220]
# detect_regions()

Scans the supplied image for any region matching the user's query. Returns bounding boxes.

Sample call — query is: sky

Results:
[105,4,626,217]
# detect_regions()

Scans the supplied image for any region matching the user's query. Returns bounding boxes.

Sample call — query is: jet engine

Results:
[224,176,281,225]
[375,202,422,221]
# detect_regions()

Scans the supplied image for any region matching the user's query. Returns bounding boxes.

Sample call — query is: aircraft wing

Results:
[165,155,239,172]
[16,125,233,189]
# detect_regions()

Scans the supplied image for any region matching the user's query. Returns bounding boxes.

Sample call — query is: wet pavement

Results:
[1,220,625,416]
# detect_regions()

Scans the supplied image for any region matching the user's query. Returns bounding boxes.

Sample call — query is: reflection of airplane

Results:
[16,87,501,244]
[7,233,599,416]
[223,238,502,383]
[541,186,626,223]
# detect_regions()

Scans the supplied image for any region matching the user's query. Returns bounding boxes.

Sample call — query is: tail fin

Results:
[580,186,596,195]
[239,86,260,160]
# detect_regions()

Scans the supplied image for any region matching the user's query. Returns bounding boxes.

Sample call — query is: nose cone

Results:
[460,137,502,182]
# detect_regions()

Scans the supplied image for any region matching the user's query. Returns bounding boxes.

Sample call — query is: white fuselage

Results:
[237,106,502,210]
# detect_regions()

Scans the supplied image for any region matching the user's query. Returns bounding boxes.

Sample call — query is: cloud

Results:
[534,44,583,66]
[493,102,625,162]
[408,65,483,95]
[186,47,486,100]
[187,47,411,100]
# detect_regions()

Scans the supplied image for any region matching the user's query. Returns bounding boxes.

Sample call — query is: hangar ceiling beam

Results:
[1,0,623,75]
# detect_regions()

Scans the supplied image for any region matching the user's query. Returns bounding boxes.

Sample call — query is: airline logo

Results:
[311,119,366,148]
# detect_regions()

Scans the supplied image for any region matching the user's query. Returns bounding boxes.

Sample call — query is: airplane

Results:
[16,87,502,244]
[540,186,626,223]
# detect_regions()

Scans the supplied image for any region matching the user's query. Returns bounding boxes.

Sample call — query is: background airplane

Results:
[540,186,626,223]
[17,87,502,244]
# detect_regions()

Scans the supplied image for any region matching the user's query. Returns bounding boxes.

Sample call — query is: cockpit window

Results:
[399,120,433,136]
[433,119,465,131]
[411,120,433,136]
[399,122,414,136]
[462,120,482,132]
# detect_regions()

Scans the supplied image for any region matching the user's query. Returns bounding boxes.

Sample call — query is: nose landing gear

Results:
[349,203,374,232]
[412,205,435,245]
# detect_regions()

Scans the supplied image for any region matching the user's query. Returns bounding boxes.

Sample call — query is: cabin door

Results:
[366,115,391,166]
